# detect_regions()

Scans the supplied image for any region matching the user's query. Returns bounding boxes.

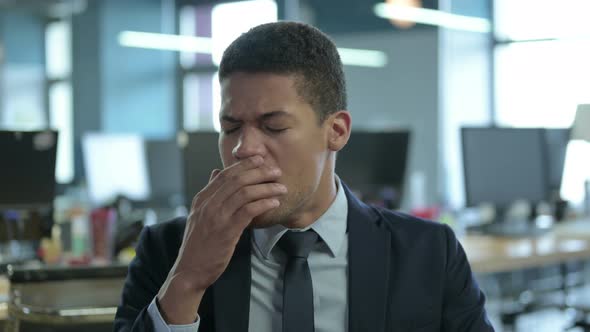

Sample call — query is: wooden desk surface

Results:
[0,276,7,320]
[461,219,590,274]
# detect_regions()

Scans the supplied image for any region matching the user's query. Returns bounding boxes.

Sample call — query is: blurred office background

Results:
[1,0,590,331]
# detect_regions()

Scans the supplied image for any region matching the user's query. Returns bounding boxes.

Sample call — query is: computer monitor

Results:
[145,139,183,207]
[0,130,58,209]
[82,133,151,206]
[461,127,549,210]
[335,130,411,209]
[181,131,222,207]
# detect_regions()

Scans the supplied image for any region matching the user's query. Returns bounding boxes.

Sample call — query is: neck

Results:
[282,171,338,229]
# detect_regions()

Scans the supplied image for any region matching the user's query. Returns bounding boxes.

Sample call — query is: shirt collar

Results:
[252,176,348,259]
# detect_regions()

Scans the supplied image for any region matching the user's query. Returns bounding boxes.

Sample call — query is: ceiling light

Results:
[118,31,388,68]
[374,3,491,33]
[337,48,388,68]
[118,31,213,53]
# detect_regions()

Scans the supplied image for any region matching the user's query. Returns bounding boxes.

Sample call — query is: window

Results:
[494,0,590,41]
[0,65,45,130]
[48,81,73,184]
[494,0,590,128]
[211,0,277,66]
[495,40,590,128]
[46,20,74,184]
[180,0,277,132]
[494,1,590,206]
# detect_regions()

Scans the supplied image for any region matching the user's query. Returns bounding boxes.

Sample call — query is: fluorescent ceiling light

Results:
[374,3,491,33]
[119,31,388,68]
[337,48,388,68]
[118,31,213,53]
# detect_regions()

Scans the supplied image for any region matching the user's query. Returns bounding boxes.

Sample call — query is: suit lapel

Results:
[212,230,252,332]
[345,185,392,332]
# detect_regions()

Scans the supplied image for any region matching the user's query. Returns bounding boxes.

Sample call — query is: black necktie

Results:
[278,230,319,332]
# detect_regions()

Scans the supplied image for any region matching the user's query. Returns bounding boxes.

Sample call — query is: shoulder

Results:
[134,216,187,269]
[373,207,449,235]
[368,207,456,255]
[343,184,452,246]
[141,216,188,252]
[146,216,187,241]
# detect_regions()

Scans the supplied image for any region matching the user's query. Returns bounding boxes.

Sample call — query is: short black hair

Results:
[219,21,347,123]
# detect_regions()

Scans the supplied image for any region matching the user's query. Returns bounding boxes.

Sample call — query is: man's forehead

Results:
[220,108,294,121]
[220,72,302,97]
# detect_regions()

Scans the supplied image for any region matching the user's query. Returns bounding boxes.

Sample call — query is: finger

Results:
[201,156,264,195]
[233,198,281,228]
[210,165,282,206]
[221,182,287,220]
[190,168,220,209]
[192,156,264,208]
[190,169,221,209]
[209,169,221,182]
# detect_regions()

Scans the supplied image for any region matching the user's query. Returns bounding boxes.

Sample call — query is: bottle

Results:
[40,225,63,264]
[71,213,90,258]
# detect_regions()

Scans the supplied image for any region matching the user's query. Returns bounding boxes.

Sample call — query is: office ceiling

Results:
[0,0,89,17]
[312,0,441,34]
[177,0,438,34]
[0,0,69,7]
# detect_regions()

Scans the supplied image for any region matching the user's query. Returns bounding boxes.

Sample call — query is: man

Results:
[114,21,494,332]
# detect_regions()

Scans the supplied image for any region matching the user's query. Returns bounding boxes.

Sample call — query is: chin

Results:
[249,207,288,229]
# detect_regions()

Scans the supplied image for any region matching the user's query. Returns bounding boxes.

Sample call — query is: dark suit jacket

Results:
[114,184,494,332]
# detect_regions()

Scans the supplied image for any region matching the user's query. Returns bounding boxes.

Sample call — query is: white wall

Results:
[439,29,492,209]
[332,28,440,209]
[332,27,492,210]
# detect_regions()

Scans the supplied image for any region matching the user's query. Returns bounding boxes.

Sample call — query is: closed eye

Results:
[266,127,288,134]
[223,126,240,134]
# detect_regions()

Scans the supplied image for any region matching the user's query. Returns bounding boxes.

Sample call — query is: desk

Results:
[0,264,127,331]
[461,219,590,274]
[0,276,8,320]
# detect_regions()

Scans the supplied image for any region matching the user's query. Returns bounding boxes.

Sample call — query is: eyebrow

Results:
[260,110,293,120]
[220,115,241,124]
[220,110,293,123]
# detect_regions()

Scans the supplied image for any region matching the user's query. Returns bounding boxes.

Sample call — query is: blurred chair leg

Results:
[501,311,518,331]
[564,309,590,332]
[574,316,590,331]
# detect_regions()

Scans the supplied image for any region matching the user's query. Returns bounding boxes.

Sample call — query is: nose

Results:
[232,127,266,160]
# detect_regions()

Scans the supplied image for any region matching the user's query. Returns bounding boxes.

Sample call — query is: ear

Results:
[326,111,352,152]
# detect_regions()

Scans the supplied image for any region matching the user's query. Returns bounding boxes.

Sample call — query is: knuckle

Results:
[243,203,258,216]
[249,156,262,165]
[193,190,212,208]
[229,173,241,184]
[237,186,252,201]
[217,170,228,181]
[191,193,202,208]
[233,176,245,187]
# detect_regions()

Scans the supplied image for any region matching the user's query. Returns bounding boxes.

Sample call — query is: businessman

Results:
[114,21,494,332]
